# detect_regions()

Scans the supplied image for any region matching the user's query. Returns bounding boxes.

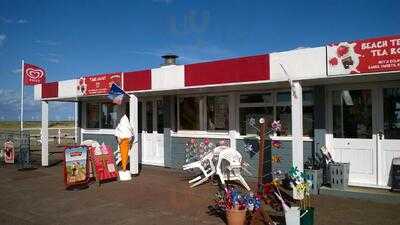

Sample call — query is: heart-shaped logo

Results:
[26,68,44,79]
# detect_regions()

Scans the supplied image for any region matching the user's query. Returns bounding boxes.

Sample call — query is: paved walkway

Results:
[1,164,400,225]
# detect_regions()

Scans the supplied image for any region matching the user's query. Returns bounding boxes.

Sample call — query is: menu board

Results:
[214,96,228,129]
[64,146,89,187]
[89,144,118,182]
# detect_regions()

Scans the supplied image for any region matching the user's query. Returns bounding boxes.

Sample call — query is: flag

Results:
[23,63,46,85]
[107,83,127,105]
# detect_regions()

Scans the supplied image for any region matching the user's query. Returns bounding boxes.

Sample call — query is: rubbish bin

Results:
[391,157,400,192]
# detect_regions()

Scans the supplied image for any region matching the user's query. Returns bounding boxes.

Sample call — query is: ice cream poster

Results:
[327,35,400,76]
[4,140,15,164]
[64,146,89,186]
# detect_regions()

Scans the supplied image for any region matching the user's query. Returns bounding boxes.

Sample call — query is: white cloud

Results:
[0,88,73,121]
[12,68,22,74]
[128,43,235,64]
[0,17,12,23]
[153,0,173,4]
[0,34,6,46]
[47,58,60,63]
[34,40,60,46]
[17,19,28,24]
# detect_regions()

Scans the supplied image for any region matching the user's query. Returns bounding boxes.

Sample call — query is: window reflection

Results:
[333,90,372,138]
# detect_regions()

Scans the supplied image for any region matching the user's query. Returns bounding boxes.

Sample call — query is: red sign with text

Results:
[327,35,400,76]
[77,73,122,96]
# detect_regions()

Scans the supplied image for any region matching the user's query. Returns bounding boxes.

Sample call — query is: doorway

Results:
[328,83,400,187]
[140,98,164,166]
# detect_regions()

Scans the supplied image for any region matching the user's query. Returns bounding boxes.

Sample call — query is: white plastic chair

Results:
[182,150,216,188]
[216,147,251,191]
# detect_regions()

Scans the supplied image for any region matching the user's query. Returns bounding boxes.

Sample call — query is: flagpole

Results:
[21,60,24,131]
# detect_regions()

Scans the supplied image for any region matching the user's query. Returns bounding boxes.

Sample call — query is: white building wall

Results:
[58,79,80,98]
[34,84,42,100]
[270,47,327,81]
[151,65,185,90]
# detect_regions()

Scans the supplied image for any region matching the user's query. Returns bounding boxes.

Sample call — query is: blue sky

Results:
[0,0,399,121]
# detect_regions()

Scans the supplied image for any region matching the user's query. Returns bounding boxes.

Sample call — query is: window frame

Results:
[176,93,231,135]
[82,101,125,130]
[237,88,314,139]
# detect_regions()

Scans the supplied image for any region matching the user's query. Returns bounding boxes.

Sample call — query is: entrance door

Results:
[141,99,164,166]
[330,89,378,186]
[377,87,400,187]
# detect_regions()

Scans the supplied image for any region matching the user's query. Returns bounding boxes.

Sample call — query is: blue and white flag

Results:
[107,83,127,105]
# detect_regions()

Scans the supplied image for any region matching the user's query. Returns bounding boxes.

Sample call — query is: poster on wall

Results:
[327,35,400,76]
[4,140,14,164]
[64,146,89,188]
[77,73,122,96]
[89,144,118,183]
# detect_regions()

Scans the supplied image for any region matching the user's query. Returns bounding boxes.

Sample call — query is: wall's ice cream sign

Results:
[327,35,400,75]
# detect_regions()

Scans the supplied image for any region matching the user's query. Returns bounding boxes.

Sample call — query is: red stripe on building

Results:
[123,70,152,91]
[185,54,269,86]
[42,82,58,98]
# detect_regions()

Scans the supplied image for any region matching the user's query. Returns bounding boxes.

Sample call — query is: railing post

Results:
[58,129,61,144]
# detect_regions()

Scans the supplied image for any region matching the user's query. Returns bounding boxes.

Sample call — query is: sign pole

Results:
[21,60,24,131]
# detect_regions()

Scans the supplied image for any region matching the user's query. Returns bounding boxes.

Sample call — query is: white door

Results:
[329,89,378,186]
[141,99,164,167]
[377,87,400,187]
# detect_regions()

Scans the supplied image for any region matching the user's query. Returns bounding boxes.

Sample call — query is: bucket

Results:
[285,207,300,225]
[226,208,246,225]
[300,207,314,225]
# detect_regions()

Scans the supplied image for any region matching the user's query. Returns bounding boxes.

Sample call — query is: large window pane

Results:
[179,97,200,130]
[138,102,142,133]
[146,101,153,133]
[384,88,400,139]
[86,103,99,128]
[207,96,229,131]
[276,106,291,136]
[101,103,119,129]
[303,106,314,137]
[333,90,372,138]
[157,100,164,133]
[239,107,273,135]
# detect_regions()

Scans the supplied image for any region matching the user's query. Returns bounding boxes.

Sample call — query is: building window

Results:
[333,90,372,138]
[179,97,201,130]
[86,102,100,128]
[101,103,120,129]
[156,99,164,133]
[207,96,229,131]
[85,102,123,129]
[239,107,273,135]
[239,90,314,137]
[146,101,153,133]
[276,91,292,136]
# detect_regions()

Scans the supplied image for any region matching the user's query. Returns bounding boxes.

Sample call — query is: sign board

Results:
[64,146,89,187]
[89,144,118,182]
[4,140,14,164]
[77,73,122,96]
[19,131,32,169]
[327,35,400,76]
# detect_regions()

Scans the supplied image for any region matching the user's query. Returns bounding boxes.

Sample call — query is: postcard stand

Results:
[63,146,90,191]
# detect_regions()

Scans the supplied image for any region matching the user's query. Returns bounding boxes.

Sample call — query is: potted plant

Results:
[213,187,261,225]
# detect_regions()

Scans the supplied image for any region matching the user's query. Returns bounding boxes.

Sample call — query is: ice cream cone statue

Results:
[115,115,134,181]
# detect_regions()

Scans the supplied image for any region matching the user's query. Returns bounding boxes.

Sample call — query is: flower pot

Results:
[300,207,314,225]
[285,207,300,225]
[226,208,246,225]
